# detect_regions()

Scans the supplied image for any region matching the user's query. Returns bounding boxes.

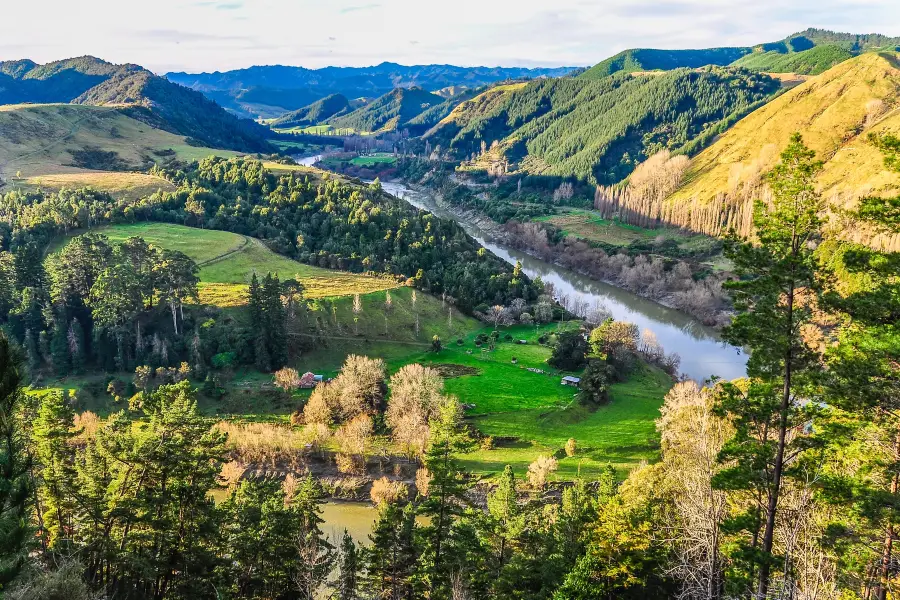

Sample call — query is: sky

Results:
[2,0,900,74]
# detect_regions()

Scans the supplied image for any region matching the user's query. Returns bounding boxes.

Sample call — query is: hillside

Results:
[578,29,900,81]
[0,56,272,152]
[664,52,900,242]
[0,104,239,199]
[165,62,577,118]
[579,47,750,79]
[732,44,855,75]
[426,68,779,184]
[329,87,445,133]
[268,94,352,128]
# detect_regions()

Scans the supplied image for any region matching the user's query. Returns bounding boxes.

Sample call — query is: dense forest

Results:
[0,157,540,380]
[426,67,779,184]
[731,43,854,74]
[269,94,353,128]
[329,87,445,133]
[0,56,272,152]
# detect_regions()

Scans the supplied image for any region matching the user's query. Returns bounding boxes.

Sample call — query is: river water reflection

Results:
[380,181,748,383]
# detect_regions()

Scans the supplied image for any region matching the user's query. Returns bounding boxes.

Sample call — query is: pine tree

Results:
[820,134,900,600]
[33,390,77,549]
[50,318,70,376]
[0,332,32,588]
[335,530,360,600]
[416,397,472,596]
[66,318,85,373]
[366,501,418,599]
[715,133,825,598]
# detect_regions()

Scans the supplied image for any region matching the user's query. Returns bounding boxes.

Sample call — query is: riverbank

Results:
[379,179,747,383]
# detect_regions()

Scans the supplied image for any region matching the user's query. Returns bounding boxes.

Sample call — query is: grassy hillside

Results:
[63,223,398,306]
[732,44,854,75]
[267,94,352,128]
[0,56,272,152]
[427,68,779,184]
[0,104,241,198]
[329,87,445,133]
[670,52,900,210]
[579,47,750,79]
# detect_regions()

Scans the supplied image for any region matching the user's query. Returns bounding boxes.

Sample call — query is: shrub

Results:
[565,438,577,457]
[370,477,408,506]
[212,352,237,369]
[527,455,559,489]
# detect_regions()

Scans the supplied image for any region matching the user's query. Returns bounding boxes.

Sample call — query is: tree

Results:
[335,530,360,600]
[221,479,312,599]
[658,381,732,600]
[486,465,522,579]
[578,360,613,406]
[0,332,31,589]
[274,367,302,393]
[289,475,335,599]
[386,364,445,457]
[417,397,472,596]
[154,249,199,336]
[819,133,900,600]
[715,133,825,598]
[549,330,588,371]
[366,500,418,599]
[32,390,77,550]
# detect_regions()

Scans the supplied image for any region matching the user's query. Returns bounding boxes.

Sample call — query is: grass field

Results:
[350,153,397,167]
[58,223,398,304]
[0,104,240,185]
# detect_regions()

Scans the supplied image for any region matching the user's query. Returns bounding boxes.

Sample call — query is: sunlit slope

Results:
[671,52,900,206]
[0,104,240,198]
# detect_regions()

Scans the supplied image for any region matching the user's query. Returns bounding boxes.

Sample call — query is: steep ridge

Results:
[426,68,779,183]
[268,94,352,128]
[329,87,444,133]
[611,52,900,248]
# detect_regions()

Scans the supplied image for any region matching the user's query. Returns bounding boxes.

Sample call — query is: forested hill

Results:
[268,93,352,128]
[165,62,578,118]
[656,51,900,243]
[579,28,900,79]
[329,87,445,133]
[0,56,272,152]
[426,67,779,184]
[579,48,750,80]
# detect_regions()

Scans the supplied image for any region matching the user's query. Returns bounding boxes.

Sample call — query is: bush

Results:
[504,334,513,341]
[212,352,237,369]
[456,338,464,346]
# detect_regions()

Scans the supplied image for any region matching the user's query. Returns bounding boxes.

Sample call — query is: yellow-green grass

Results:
[350,154,397,167]
[21,172,175,201]
[58,222,398,304]
[460,365,673,480]
[671,52,900,208]
[0,104,240,185]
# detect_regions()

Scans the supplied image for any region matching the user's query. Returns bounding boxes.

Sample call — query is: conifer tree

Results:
[366,500,418,599]
[33,390,77,550]
[715,133,825,598]
[0,332,31,589]
[335,530,360,600]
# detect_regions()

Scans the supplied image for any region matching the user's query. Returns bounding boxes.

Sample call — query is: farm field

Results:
[57,222,398,304]
[0,104,240,193]
[350,153,397,167]
[48,222,673,482]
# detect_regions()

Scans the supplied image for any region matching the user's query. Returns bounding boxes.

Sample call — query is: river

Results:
[379,181,748,383]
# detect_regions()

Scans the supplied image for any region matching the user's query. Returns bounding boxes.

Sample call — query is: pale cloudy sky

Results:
[2,0,899,73]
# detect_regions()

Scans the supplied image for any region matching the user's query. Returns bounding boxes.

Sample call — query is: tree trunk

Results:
[170,301,178,336]
[757,284,795,600]
[875,431,900,600]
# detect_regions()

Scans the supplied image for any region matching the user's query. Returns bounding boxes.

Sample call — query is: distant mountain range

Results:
[0,56,271,152]
[165,62,579,119]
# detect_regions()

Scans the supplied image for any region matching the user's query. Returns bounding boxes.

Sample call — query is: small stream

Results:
[380,181,748,383]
